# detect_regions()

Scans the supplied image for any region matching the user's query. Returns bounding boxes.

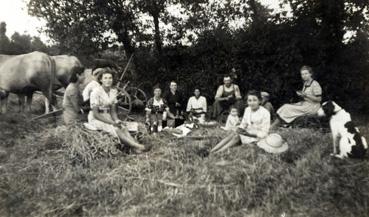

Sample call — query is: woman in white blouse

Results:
[88,68,147,152]
[186,88,207,123]
[211,90,271,153]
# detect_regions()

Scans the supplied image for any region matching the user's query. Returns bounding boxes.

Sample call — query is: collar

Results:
[304,80,314,87]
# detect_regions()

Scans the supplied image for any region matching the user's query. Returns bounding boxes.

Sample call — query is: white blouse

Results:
[89,86,118,109]
[186,96,207,112]
[82,80,101,101]
[239,106,271,139]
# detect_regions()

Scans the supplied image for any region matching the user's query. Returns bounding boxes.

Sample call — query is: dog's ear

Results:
[322,100,335,118]
[344,121,357,134]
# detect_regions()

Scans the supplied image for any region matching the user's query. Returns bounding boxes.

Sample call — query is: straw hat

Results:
[257,133,288,154]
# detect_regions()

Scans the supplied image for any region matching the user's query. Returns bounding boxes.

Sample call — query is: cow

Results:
[41,55,85,111]
[0,51,56,113]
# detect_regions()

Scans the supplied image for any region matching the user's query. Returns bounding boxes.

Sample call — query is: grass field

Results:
[0,98,369,217]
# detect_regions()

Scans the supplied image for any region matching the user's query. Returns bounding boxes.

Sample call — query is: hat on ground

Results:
[257,133,288,154]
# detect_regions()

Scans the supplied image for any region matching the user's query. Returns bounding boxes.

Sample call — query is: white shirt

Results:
[82,80,100,101]
[186,96,207,113]
[224,115,240,131]
[240,106,271,139]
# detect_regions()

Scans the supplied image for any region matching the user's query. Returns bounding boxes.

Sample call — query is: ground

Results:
[0,95,369,217]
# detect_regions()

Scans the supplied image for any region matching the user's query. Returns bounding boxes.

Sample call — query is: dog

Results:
[317,101,367,159]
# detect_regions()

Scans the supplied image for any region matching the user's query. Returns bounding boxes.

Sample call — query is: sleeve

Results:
[234,85,242,99]
[112,89,118,104]
[239,108,249,129]
[69,92,81,112]
[203,97,207,113]
[146,98,153,109]
[82,83,91,101]
[312,81,322,97]
[215,86,223,99]
[186,97,192,112]
[256,110,271,138]
[90,89,99,108]
[162,98,168,109]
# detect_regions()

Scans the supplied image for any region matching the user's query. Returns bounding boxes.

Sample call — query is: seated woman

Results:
[88,68,147,152]
[145,87,173,133]
[186,88,207,124]
[211,90,271,153]
[271,65,322,129]
[62,69,85,125]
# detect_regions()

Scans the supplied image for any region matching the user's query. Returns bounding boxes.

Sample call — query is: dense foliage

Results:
[2,0,369,111]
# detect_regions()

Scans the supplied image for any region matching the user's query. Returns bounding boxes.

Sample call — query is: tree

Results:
[9,32,32,54]
[31,36,48,52]
[0,22,11,54]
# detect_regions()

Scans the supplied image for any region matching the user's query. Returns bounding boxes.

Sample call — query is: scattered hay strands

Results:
[1,114,369,217]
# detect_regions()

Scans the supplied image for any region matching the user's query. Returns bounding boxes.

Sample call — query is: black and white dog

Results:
[317,101,367,159]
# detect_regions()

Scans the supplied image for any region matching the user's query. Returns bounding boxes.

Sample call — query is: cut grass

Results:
[0,113,369,217]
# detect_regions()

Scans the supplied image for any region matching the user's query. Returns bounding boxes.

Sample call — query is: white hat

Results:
[257,133,288,154]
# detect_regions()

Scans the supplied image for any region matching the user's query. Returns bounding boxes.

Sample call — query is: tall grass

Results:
[0,113,369,217]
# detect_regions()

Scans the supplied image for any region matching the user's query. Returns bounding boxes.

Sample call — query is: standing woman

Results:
[211,90,270,153]
[62,67,85,125]
[88,68,147,152]
[271,65,322,129]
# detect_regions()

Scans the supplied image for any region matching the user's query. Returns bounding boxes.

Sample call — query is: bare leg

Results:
[211,133,236,153]
[116,127,145,150]
[214,135,241,153]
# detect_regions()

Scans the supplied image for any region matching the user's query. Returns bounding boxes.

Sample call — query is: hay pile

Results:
[52,125,121,164]
[1,114,369,217]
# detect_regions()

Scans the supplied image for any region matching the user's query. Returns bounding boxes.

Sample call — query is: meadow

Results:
[0,96,369,217]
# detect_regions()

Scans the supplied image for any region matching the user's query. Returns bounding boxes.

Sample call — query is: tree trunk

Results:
[153,13,162,55]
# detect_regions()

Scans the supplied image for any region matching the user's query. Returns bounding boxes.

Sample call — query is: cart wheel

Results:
[126,87,147,109]
[116,88,132,115]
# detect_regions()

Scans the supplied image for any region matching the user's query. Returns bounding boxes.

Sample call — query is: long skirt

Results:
[277,101,320,123]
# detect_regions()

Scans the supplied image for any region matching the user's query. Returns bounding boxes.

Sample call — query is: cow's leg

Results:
[26,93,33,113]
[44,96,50,114]
[18,94,26,113]
[0,90,9,114]
[41,91,56,114]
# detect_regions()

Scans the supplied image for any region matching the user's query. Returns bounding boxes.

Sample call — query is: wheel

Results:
[125,87,147,109]
[116,87,132,115]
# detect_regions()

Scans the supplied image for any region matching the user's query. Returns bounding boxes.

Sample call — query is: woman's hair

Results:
[247,90,262,101]
[300,65,314,75]
[68,66,85,83]
[96,68,116,84]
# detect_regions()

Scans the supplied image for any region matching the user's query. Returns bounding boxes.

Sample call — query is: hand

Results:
[236,127,245,134]
[296,91,303,97]
[175,102,181,107]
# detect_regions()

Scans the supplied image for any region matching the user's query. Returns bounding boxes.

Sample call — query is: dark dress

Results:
[164,90,185,127]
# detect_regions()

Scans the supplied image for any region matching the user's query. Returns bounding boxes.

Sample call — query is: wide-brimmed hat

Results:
[257,133,288,154]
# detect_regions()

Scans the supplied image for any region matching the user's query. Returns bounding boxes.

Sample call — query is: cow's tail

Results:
[48,56,56,108]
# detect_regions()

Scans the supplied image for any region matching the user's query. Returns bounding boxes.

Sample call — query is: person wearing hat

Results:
[211,90,271,153]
